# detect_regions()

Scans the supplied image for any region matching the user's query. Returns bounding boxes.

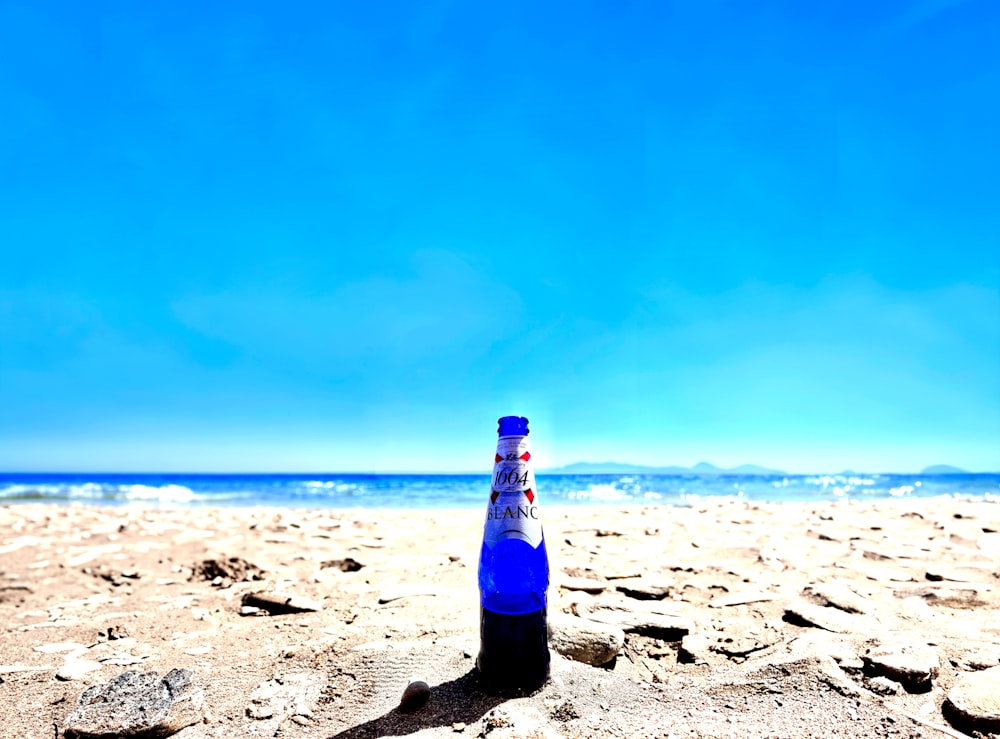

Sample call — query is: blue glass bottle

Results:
[477,415,550,693]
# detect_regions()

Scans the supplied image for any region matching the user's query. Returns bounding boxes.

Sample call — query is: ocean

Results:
[0,472,997,508]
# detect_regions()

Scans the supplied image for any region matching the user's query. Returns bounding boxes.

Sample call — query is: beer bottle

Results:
[476,415,550,694]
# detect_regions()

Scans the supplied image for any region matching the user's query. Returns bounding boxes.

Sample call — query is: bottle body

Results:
[477,416,550,694]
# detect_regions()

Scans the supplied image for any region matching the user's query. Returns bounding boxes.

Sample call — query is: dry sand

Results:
[1,498,999,738]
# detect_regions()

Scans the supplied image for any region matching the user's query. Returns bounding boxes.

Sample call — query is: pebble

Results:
[547,613,623,666]
[945,665,1000,732]
[56,661,103,681]
[863,642,939,687]
[399,680,431,712]
[63,669,204,738]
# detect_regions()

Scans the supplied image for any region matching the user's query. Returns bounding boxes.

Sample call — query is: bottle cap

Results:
[497,416,529,437]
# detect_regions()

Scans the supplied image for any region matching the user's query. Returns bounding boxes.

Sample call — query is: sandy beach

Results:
[2,498,999,738]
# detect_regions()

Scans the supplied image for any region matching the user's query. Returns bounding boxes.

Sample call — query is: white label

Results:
[482,435,543,548]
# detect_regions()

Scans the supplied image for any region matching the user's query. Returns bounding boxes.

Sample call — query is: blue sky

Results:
[1,1,998,473]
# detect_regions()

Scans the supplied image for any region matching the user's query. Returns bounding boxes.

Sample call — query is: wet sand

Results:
[1,498,999,738]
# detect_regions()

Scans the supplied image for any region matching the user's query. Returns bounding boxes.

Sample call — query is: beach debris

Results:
[190,556,265,586]
[241,591,322,615]
[803,583,875,615]
[708,591,781,608]
[572,598,693,639]
[944,665,1000,733]
[63,668,204,739]
[57,660,103,681]
[398,680,431,712]
[863,642,939,689]
[246,673,319,722]
[547,613,623,666]
[320,557,364,572]
[678,634,712,665]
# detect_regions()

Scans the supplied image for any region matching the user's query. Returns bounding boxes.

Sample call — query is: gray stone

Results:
[863,642,939,687]
[803,583,875,615]
[547,613,623,666]
[63,669,204,738]
[399,680,430,712]
[945,665,1000,733]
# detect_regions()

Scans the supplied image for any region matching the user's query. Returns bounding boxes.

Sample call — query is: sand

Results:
[1,497,999,738]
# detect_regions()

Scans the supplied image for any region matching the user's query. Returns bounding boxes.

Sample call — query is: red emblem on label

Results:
[495,454,503,463]
[520,452,531,461]
[490,490,499,503]
[525,488,534,503]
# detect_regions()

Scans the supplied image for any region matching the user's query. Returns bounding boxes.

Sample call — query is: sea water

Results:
[0,472,997,508]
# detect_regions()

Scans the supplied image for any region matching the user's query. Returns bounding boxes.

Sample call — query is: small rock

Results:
[191,556,264,583]
[399,680,430,712]
[863,642,939,688]
[867,676,900,695]
[56,661,103,681]
[320,557,364,572]
[958,647,1000,671]
[678,634,711,665]
[547,614,623,666]
[709,591,780,608]
[945,665,1000,733]
[482,706,560,739]
[63,669,204,739]
[241,591,322,614]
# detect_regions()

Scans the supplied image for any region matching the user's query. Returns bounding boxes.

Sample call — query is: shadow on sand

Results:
[326,669,515,739]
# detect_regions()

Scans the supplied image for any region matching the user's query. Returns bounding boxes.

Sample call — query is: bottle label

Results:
[483,435,543,548]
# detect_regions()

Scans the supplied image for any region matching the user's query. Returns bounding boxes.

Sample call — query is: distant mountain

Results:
[541,461,786,475]
[920,464,968,475]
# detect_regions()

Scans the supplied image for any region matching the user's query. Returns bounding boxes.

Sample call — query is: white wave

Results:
[123,484,199,502]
